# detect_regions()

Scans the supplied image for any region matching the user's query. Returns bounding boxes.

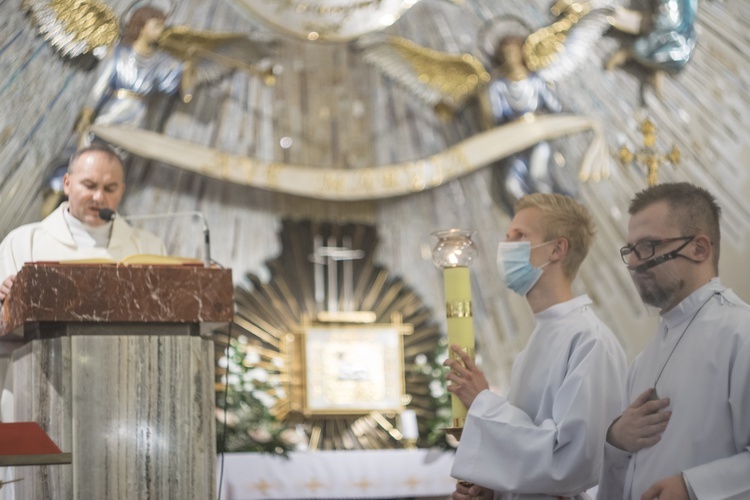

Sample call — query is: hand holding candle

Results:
[444,343,488,409]
[431,229,477,429]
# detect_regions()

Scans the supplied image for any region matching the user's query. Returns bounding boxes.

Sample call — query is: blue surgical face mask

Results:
[496,241,553,296]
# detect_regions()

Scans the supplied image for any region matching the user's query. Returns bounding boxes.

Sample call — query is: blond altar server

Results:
[445,193,627,500]
[598,182,750,500]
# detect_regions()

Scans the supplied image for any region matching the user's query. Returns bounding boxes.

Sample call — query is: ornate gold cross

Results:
[619,118,680,186]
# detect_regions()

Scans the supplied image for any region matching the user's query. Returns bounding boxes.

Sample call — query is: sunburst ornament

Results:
[214,219,452,453]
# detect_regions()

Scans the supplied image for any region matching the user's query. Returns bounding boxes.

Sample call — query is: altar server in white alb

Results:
[598,182,750,500]
[446,193,627,500]
[0,143,166,302]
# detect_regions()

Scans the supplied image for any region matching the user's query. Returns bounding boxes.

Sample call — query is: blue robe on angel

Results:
[487,72,571,213]
[86,43,183,130]
[358,3,616,212]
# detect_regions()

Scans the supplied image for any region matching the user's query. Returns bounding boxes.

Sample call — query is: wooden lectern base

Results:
[0,422,71,466]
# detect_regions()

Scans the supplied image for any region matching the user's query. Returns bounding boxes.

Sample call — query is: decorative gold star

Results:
[352,478,374,491]
[402,475,422,489]
[619,118,680,186]
[247,479,273,496]
[303,478,326,491]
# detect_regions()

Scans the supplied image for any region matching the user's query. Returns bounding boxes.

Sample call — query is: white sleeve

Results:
[0,237,18,285]
[683,449,750,499]
[0,228,30,284]
[682,339,750,499]
[451,336,623,496]
[597,351,646,500]
[596,439,630,500]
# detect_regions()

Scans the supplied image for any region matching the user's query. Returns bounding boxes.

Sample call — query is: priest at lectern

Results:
[0,142,167,422]
[0,143,166,303]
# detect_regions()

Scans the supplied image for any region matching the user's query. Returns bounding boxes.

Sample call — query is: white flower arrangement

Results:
[216,334,455,454]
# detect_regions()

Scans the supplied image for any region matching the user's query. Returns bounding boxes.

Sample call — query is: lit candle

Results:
[399,409,419,445]
[431,229,477,429]
[444,266,475,426]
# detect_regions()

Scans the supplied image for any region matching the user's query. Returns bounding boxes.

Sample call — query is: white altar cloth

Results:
[217,449,456,499]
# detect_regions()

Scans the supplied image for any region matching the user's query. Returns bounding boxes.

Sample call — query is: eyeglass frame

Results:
[619,236,695,265]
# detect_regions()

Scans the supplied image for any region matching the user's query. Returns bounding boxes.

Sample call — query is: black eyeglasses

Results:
[620,236,695,264]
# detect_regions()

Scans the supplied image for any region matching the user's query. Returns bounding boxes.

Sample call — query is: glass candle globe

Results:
[431,229,478,268]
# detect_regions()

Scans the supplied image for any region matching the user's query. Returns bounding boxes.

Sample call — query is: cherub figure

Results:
[75,6,183,137]
[359,2,615,210]
[25,0,275,213]
[24,0,275,143]
[605,0,698,95]
[484,33,567,211]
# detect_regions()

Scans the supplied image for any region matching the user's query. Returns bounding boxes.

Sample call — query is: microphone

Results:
[99,208,116,222]
[631,249,689,273]
[98,208,212,267]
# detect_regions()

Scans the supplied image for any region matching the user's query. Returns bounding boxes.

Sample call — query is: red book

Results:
[0,422,71,466]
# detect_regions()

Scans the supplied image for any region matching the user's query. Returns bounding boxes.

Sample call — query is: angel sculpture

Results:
[605,0,698,95]
[359,2,614,211]
[25,0,275,214]
[24,0,276,144]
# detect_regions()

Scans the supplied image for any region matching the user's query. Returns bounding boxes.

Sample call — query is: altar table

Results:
[218,449,456,499]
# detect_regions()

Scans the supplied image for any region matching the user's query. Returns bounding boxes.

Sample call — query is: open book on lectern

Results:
[54,254,204,266]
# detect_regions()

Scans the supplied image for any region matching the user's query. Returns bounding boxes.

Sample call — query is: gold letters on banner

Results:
[91,113,606,201]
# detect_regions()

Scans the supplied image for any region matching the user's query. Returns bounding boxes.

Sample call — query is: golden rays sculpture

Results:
[212,220,448,452]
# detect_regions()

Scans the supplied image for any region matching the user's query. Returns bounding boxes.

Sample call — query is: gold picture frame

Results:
[287,321,412,416]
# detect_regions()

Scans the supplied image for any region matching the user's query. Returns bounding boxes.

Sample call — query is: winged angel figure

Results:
[359,1,617,210]
[605,0,698,96]
[23,0,276,142]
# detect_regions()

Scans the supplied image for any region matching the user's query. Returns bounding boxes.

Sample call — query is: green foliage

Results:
[420,336,455,450]
[215,337,295,456]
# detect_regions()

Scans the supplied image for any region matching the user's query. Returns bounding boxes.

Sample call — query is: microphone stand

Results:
[99,209,212,267]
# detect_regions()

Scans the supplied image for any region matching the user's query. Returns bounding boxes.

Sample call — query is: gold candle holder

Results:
[431,229,477,435]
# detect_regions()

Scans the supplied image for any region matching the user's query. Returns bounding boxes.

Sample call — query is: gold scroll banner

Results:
[91,114,607,202]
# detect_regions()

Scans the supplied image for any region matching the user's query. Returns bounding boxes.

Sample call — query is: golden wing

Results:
[359,36,490,113]
[159,26,276,87]
[22,0,119,59]
[524,1,615,81]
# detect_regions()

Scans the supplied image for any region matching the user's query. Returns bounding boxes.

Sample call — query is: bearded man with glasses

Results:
[598,182,750,500]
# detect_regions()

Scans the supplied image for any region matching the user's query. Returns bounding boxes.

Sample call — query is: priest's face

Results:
[626,201,689,311]
[63,150,126,227]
